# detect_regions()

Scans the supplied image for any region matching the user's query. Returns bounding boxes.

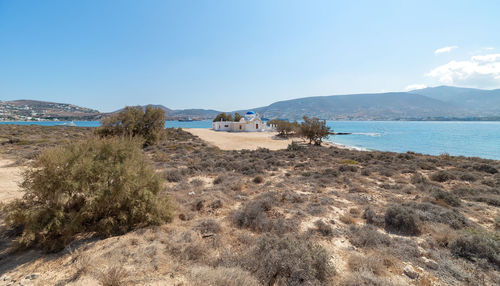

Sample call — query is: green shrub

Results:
[449,229,500,267]
[384,204,421,235]
[5,137,172,252]
[244,234,334,285]
[96,106,166,146]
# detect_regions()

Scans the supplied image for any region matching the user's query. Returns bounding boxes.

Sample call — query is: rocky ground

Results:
[0,125,499,285]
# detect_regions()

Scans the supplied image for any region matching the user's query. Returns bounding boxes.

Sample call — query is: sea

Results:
[1,120,499,160]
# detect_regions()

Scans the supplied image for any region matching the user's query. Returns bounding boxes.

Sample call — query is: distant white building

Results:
[212,111,271,132]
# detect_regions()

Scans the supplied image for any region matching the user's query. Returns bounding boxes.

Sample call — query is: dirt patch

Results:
[0,158,23,202]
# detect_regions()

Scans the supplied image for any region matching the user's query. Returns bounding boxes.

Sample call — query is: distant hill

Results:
[241,92,459,120]
[0,100,100,121]
[4,86,500,121]
[409,86,500,115]
[237,86,500,120]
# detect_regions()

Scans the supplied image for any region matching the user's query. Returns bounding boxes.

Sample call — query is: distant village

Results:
[0,100,100,121]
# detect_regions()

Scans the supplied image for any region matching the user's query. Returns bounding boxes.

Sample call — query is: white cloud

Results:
[404,84,427,91]
[427,53,500,88]
[434,46,458,55]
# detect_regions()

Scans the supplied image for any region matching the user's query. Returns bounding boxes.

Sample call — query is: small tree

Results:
[234,112,243,122]
[96,106,166,146]
[212,112,233,122]
[268,119,298,137]
[298,116,331,145]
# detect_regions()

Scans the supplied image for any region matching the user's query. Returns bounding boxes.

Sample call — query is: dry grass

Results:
[1,125,499,285]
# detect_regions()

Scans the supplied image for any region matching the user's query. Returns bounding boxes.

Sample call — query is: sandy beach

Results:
[0,158,23,202]
[184,128,298,150]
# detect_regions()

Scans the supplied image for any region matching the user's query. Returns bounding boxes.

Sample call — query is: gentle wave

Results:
[351,132,382,137]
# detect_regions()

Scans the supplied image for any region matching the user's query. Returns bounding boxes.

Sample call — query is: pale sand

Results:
[184,128,299,150]
[0,158,24,202]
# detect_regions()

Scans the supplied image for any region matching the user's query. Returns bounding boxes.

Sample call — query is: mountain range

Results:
[2,86,500,121]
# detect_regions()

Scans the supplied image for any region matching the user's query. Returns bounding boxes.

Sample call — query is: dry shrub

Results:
[213,175,224,184]
[314,220,334,237]
[362,207,384,226]
[384,204,421,236]
[425,224,457,248]
[5,137,172,252]
[473,164,498,174]
[430,170,455,182]
[244,234,334,285]
[164,169,183,182]
[196,219,222,235]
[348,225,391,248]
[432,189,461,207]
[347,252,393,276]
[449,229,500,267]
[232,192,296,234]
[339,214,356,225]
[190,266,259,286]
[167,230,209,262]
[98,265,129,286]
[253,175,264,184]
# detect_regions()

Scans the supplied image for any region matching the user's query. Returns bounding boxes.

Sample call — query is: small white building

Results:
[212,111,270,132]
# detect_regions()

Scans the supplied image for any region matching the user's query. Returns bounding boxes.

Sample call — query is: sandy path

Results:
[0,158,24,202]
[184,128,297,150]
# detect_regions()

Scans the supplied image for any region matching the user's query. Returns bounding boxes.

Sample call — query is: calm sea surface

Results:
[1,120,499,160]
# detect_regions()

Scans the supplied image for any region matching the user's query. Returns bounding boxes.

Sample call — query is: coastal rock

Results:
[421,257,439,270]
[1,275,9,281]
[403,265,419,279]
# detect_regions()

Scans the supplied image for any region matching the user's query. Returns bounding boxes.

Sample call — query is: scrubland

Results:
[0,124,499,285]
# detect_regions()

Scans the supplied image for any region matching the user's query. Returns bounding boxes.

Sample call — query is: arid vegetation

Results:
[0,124,499,285]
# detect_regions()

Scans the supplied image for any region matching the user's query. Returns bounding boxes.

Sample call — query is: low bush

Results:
[314,220,334,237]
[232,192,294,234]
[430,170,456,182]
[244,234,334,285]
[362,207,384,226]
[473,164,498,174]
[409,202,469,229]
[384,204,421,235]
[433,189,461,207]
[213,175,224,185]
[449,229,500,268]
[252,175,264,184]
[164,169,183,182]
[5,138,172,252]
[195,219,222,235]
[348,225,391,248]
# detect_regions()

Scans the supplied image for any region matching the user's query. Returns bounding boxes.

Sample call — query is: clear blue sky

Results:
[1,0,499,112]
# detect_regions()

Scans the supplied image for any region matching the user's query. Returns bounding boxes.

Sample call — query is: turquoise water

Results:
[1,120,499,160]
[327,121,500,160]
